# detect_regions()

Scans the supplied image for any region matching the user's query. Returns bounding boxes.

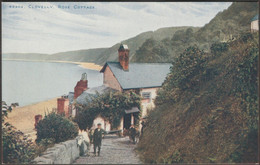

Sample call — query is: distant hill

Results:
[2,53,49,61]
[2,26,199,65]
[132,2,258,63]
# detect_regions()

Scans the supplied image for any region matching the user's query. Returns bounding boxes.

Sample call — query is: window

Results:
[142,92,151,99]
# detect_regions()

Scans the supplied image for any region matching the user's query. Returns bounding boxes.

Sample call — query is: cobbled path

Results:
[74,135,142,164]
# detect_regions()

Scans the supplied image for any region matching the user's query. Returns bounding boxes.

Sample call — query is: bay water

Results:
[2,60,103,106]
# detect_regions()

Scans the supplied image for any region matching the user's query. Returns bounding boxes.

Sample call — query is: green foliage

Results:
[156,46,207,105]
[138,32,259,163]
[159,150,183,164]
[231,33,258,130]
[74,91,141,130]
[133,38,171,62]
[210,42,229,56]
[36,111,78,143]
[35,138,55,156]
[2,122,37,163]
[38,138,55,146]
[228,127,258,163]
[133,2,258,64]
[2,103,37,164]
[170,46,207,90]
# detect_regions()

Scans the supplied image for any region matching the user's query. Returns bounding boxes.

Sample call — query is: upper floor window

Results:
[142,92,151,99]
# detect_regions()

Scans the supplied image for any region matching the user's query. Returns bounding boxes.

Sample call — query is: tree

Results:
[74,91,141,130]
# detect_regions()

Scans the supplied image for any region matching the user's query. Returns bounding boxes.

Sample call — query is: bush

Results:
[36,111,78,143]
[210,42,229,56]
[35,138,55,156]
[155,46,207,105]
[2,122,37,163]
[2,102,37,163]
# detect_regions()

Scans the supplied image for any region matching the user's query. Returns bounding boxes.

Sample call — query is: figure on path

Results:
[140,120,146,140]
[93,123,106,156]
[129,124,137,144]
[79,129,90,156]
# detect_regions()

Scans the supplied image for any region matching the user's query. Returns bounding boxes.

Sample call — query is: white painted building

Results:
[251,14,259,32]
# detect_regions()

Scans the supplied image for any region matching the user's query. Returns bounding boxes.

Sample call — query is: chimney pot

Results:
[118,44,129,71]
[74,73,88,99]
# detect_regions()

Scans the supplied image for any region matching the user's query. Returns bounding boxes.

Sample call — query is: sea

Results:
[2,60,103,106]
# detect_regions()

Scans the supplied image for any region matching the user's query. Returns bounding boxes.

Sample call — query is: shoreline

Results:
[3,59,103,71]
[3,59,102,140]
[5,97,58,140]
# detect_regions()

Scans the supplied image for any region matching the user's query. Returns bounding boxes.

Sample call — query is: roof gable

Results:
[102,62,171,89]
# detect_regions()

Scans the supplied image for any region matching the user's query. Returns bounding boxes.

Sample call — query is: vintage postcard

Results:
[1,1,259,164]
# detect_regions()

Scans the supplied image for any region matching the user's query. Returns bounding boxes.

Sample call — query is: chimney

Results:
[57,95,69,117]
[118,44,129,71]
[34,114,42,128]
[74,73,88,99]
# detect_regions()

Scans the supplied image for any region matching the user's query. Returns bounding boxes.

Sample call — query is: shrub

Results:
[35,138,55,156]
[36,111,78,143]
[155,46,207,105]
[2,122,37,163]
[210,42,229,56]
[2,102,37,163]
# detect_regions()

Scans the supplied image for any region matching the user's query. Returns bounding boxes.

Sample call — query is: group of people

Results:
[123,120,146,144]
[79,120,146,157]
[79,123,106,157]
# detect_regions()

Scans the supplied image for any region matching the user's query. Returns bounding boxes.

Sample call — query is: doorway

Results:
[123,114,131,129]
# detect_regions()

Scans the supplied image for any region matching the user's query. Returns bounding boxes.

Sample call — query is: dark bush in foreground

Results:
[36,111,78,143]
[2,102,37,164]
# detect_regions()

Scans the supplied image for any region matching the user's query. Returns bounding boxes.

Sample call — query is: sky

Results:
[2,2,232,54]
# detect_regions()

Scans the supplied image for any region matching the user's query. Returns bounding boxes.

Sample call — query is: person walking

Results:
[129,124,136,144]
[82,129,90,156]
[78,129,90,156]
[140,120,146,140]
[93,123,106,156]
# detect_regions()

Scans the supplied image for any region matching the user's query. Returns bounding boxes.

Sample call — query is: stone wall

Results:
[33,136,87,164]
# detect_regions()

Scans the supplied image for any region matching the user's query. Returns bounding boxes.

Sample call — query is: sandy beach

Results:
[3,59,102,140]
[3,59,103,71]
[5,98,58,140]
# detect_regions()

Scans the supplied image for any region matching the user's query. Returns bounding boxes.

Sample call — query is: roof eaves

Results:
[122,85,162,90]
[100,62,108,73]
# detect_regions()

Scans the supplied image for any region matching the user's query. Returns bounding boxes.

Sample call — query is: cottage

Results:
[100,44,171,131]
[58,44,171,132]
[251,14,259,33]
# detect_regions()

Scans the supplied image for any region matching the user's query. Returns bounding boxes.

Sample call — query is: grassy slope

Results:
[132,2,258,63]
[137,33,259,163]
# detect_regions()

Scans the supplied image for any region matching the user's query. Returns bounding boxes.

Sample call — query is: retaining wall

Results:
[33,136,87,164]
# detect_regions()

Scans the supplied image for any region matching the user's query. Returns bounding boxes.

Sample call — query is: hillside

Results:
[2,26,199,65]
[132,2,258,63]
[2,53,49,61]
[137,32,259,163]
